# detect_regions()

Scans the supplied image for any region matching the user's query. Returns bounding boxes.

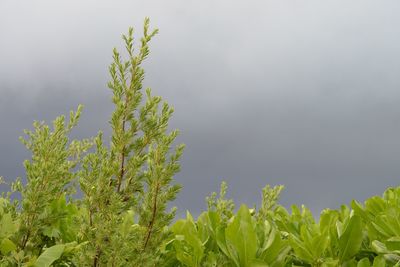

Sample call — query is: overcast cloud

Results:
[1,0,400,216]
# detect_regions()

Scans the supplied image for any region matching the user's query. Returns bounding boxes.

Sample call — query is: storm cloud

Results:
[1,0,400,215]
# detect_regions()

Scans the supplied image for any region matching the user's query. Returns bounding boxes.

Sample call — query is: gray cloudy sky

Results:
[1,0,400,216]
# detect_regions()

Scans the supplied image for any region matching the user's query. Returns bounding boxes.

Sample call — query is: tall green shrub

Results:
[76,18,185,266]
[0,18,185,267]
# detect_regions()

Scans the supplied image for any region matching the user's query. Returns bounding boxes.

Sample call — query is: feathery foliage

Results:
[0,18,184,266]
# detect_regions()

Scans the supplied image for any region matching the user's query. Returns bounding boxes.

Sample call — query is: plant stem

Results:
[143,182,160,250]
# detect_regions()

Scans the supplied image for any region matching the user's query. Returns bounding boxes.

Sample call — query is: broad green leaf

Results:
[289,234,314,263]
[339,215,363,261]
[0,213,17,237]
[372,256,386,267]
[357,258,370,267]
[386,236,400,251]
[365,197,386,215]
[225,205,257,267]
[0,238,16,254]
[383,253,400,264]
[216,225,236,265]
[196,212,211,244]
[34,244,65,267]
[259,226,289,265]
[351,200,369,221]
[171,214,205,267]
[371,241,400,263]
[372,240,390,254]
[311,230,330,259]
[372,214,400,238]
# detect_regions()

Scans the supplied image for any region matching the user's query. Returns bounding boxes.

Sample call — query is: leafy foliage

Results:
[164,183,400,267]
[1,18,400,266]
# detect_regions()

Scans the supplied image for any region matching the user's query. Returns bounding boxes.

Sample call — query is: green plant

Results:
[1,17,400,267]
[0,18,185,267]
[76,18,185,266]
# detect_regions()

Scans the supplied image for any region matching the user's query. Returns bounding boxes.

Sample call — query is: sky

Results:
[1,0,400,216]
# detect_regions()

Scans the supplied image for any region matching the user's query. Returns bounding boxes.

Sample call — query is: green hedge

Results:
[161,183,400,267]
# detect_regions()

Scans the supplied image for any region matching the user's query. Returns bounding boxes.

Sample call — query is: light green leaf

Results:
[372,240,389,254]
[0,213,17,238]
[339,215,363,261]
[372,256,386,267]
[289,235,314,263]
[260,226,290,265]
[357,258,370,267]
[386,236,400,251]
[225,205,257,267]
[171,215,205,267]
[216,226,236,266]
[0,238,16,254]
[34,244,65,267]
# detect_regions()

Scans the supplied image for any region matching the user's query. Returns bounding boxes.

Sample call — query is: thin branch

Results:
[143,182,160,250]
[93,246,101,267]
[116,91,129,193]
